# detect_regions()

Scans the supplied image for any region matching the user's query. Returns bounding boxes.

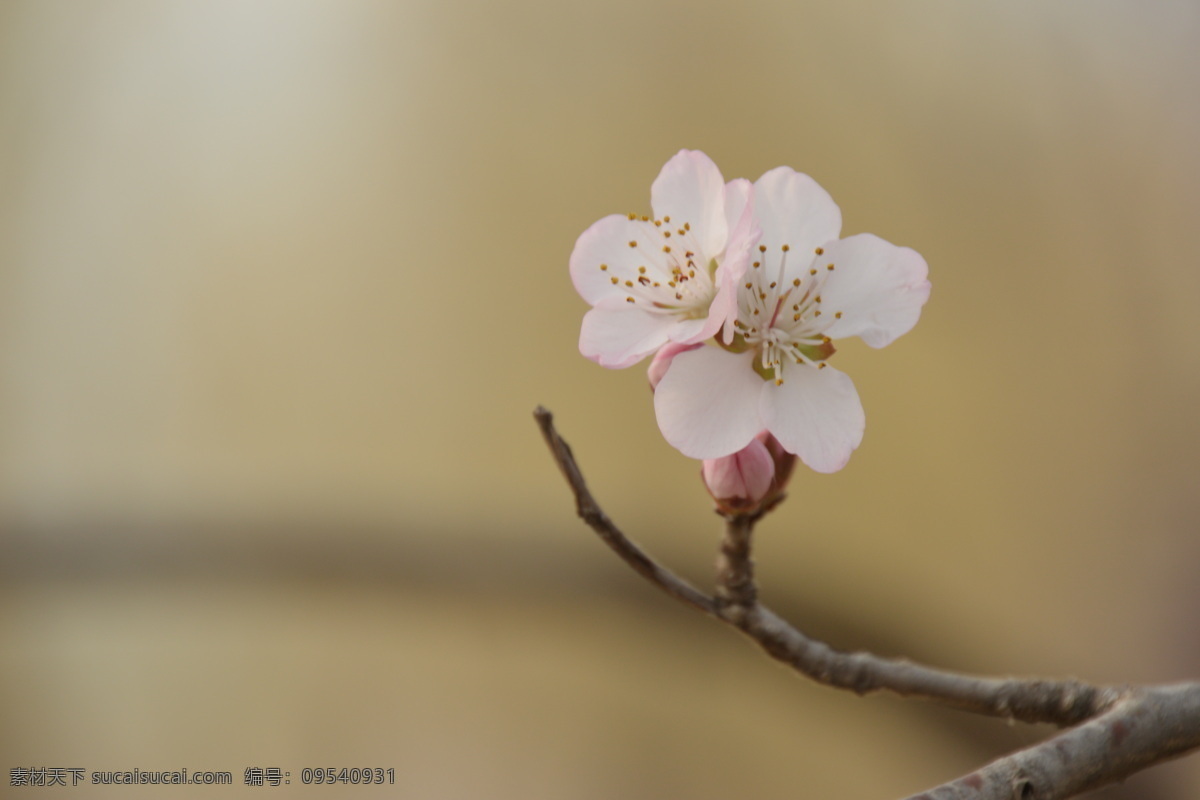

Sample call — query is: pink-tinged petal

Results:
[654,347,764,459]
[579,299,673,368]
[650,150,728,260]
[647,341,703,390]
[666,317,710,345]
[761,364,864,473]
[569,214,656,305]
[752,167,842,278]
[723,177,752,234]
[817,233,931,348]
[710,179,761,343]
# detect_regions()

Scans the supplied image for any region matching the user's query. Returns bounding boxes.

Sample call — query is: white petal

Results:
[569,214,656,305]
[654,348,764,459]
[713,178,761,343]
[817,233,931,348]
[579,299,673,368]
[723,177,752,235]
[667,317,709,344]
[650,150,728,260]
[752,167,842,276]
[761,364,864,473]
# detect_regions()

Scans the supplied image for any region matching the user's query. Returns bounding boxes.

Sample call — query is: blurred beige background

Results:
[2,1,1199,798]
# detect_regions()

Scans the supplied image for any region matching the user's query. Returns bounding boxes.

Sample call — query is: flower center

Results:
[733,244,839,384]
[597,214,717,316]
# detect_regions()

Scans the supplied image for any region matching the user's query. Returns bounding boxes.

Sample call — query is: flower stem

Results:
[715,512,757,620]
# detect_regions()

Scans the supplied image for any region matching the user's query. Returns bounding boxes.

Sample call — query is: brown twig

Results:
[900,683,1200,799]
[534,405,716,615]
[534,405,1200,797]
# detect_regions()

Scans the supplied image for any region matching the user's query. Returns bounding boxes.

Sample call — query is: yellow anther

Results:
[826,263,835,271]
[834,311,843,319]
[664,215,671,223]
[625,280,633,287]
[610,277,618,284]
[629,241,637,248]
[625,297,635,303]
[814,247,824,255]
[663,245,671,253]
[744,282,753,289]
[818,362,827,369]
[814,310,822,317]
[758,245,767,253]
[637,266,646,274]
[809,268,818,275]
[793,278,801,286]
[781,244,790,252]
[769,281,777,289]
[599,264,608,271]
[752,261,761,268]
[627,213,637,220]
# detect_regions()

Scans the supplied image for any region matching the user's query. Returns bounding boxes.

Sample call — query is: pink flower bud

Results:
[702,437,775,513]
[757,431,797,499]
[647,342,703,391]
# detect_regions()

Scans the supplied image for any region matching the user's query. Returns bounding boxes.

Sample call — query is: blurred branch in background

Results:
[536,407,1200,799]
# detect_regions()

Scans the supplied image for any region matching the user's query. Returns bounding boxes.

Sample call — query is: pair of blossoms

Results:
[570,150,931,511]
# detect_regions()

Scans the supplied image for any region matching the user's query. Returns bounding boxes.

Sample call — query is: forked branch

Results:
[535,405,1200,799]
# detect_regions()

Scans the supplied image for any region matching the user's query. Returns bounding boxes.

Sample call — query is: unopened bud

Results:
[757,431,797,504]
[702,437,775,513]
